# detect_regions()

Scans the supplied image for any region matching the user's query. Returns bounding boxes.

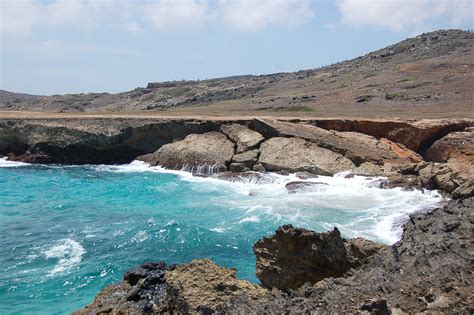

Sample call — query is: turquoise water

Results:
[0,159,442,314]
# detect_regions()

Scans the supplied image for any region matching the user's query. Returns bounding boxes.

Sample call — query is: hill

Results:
[1,29,472,119]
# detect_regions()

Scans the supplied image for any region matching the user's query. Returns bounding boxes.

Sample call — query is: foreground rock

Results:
[76,197,473,314]
[254,225,386,290]
[220,198,474,314]
[259,137,356,175]
[137,132,234,172]
[74,259,268,314]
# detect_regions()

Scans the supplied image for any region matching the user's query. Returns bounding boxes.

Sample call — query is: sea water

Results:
[0,158,443,314]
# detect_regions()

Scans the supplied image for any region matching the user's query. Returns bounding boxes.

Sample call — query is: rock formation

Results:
[259,137,356,175]
[75,197,473,314]
[253,225,385,290]
[220,124,264,153]
[137,132,234,172]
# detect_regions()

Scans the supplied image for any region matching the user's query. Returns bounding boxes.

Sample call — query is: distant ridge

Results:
[1,29,472,118]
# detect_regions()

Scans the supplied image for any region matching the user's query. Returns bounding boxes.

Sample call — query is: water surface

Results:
[0,159,442,314]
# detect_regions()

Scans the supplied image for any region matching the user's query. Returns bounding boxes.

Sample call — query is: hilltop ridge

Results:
[1,29,473,118]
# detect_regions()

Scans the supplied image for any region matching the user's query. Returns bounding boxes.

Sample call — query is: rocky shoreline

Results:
[74,197,472,314]
[0,117,472,313]
[1,117,472,197]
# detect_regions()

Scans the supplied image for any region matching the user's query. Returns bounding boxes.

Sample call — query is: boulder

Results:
[425,130,474,179]
[253,225,386,291]
[229,163,250,172]
[221,124,264,153]
[254,225,348,290]
[166,259,268,311]
[231,149,259,169]
[254,119,422,165]
[137,132,234,173]
[258,137,356,176]
[75,259,267,314]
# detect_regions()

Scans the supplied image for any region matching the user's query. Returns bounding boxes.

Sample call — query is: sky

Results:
[1,0,473,95]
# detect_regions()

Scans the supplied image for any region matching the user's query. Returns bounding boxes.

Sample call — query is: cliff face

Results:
[1,117,472,197]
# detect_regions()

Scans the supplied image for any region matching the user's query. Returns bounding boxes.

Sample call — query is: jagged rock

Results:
[229,163,249,172]
[220,124,264,153]
[137,132,234,172]
[452,179,474,199]
[253,163,266,172]
[344,238,387,270]
[254,225,347,290]
[75,259,267,314]
[258,137,356,176]
[166,259,268,311]
[254,119,422,165]
[74,262,180,315]
[285,181,328,193]
[425,130,474,179]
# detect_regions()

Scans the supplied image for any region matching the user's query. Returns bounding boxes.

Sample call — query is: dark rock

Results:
[360,299,391,315]
[253,225,348,290]
[452,179,474,199]
[285,181,328,193]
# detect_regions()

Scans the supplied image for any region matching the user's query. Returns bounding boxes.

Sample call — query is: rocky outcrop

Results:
[309,118,472,153]
[253,119,422,165]
[165,259,268,311]
[425,129,474,179]
[218,198,474,314]
[0,119,218,164]
[254,226,348,290]
[253,225,386,290]
[137,132,234,172]
[258,137,356,175]
[76,197,473,314]
[230,149,259,172]
[74,259,268,314]
[221,124,264,153]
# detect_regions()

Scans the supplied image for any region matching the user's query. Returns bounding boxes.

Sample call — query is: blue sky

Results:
[1,0,473,95]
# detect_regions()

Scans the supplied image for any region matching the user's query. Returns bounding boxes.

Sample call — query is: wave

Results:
[0,157,30,168]
[4,159,443,244]
[43,239,86,276]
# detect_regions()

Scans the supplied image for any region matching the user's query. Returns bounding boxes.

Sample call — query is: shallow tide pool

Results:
[0,159,442,314]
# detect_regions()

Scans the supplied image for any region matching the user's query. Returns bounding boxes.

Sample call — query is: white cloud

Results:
[1,0,316,36]
[337,0,473,31]
[144,0,209,31]
[217,0,314,31]
[123,21,144,34]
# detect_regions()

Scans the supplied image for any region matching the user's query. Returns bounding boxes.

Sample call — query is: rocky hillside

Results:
[1,29,473,118]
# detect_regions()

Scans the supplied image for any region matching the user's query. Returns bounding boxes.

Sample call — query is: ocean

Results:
[0,158,442,314]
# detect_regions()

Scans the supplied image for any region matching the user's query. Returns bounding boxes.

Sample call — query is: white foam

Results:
[210,227,226,233]
[238,216,261,224]
[44,239,85,276]
[0,157,30,167]
[17,160,442,245]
